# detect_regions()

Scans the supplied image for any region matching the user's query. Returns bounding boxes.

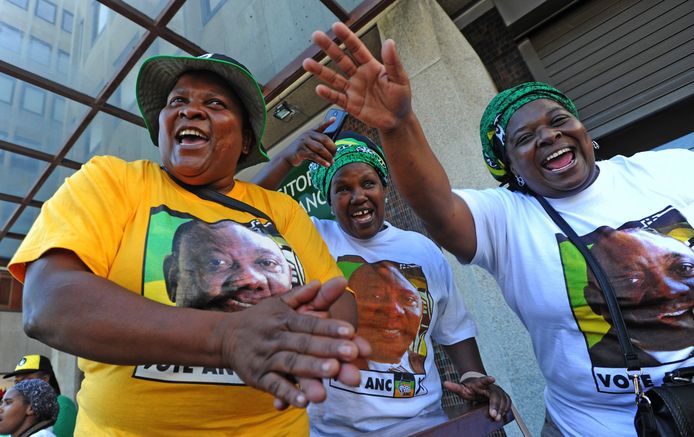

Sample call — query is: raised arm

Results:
[22,249,369,408]
[252,120,337,190]
[303,23,478,262]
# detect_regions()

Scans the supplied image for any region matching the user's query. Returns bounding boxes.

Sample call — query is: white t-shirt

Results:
[308,219,477,436]
[455,149,694,436]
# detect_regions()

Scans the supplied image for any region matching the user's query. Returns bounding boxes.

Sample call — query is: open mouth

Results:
[381,329,401,338]
[176,128,209,146]
[221,298,251,311]
[351,208,374,224]
[205,294,252,312]
[542,147,575,171]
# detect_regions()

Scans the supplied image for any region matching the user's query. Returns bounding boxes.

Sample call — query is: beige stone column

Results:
[377,0,545,433]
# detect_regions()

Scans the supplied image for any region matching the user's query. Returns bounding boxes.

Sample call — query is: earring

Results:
[592,140,600,150]
[515,174,526,187]
[385,197,389,204]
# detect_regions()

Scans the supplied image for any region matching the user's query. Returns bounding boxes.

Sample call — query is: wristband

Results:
[459,370,486,383]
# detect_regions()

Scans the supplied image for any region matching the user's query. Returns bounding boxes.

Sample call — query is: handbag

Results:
[533,193,694,437]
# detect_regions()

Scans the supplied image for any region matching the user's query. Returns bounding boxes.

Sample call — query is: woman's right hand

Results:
[303,22,413,133]
[217,277,370,409]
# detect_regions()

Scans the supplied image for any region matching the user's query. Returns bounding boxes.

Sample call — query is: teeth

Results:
[352,210,370,217]
[543,148,571,163]
[177,128,208,139]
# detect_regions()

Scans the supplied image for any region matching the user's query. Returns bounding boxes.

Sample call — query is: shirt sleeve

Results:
[9,156,141,281]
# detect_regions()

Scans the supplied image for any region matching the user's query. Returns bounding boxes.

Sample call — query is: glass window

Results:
[0,151,49,198]
[0,75,15,104]
[35,165,75,202]
[67,111,160,164]
[4,77,88,155]
[21,84,46,115]
[52,95,65,121]
[29,37,52,65]
[91,2,109,42]
[62,10,74,33]
[10,205,40,235]
[7,0,28,10]
[122,0,169,18]
[202,0,226,24]
[0,23,23,53]
[107,37,186,113]
[35,0,57,24]
[168,0,340,83]
[2,1,146,97]
[0,237,22,261]
[0,202,16,231]
[336,0,363,13]
[57,50,70,74]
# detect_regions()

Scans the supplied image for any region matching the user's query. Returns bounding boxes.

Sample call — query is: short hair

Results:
[13,379,59,422]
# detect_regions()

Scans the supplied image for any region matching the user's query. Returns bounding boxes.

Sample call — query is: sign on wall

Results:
[277,161,333,220]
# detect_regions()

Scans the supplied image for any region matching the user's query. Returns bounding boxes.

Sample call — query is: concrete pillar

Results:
[377,0,545,433]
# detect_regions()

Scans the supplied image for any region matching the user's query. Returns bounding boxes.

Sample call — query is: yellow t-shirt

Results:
[9,156,343,436]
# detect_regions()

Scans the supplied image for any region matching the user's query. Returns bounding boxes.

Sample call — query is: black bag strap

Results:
[532,193,641,372]
[162,167,272,222]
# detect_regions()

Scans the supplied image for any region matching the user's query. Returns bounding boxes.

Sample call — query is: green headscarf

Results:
[309,131,388,204]
[479,81,579,185]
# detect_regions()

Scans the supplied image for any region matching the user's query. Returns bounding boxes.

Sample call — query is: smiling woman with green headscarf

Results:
[302,22,694,437]
[254,127,510,435]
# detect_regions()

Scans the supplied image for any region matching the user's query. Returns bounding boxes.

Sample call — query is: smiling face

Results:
[329,163,386,240]
[164,221,293,312]
[586,228,694,350]
[350,262,423,363]
[0,388,32,436]
[505,99,597,198]
[158,71,251,192]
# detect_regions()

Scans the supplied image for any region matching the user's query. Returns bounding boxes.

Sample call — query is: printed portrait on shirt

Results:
[134,206,306,385]
[559,206,694,394]
[332,255,433,399]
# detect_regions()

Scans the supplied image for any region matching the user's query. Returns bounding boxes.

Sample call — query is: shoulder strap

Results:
[162,167,272,222]
[532,193,641,372]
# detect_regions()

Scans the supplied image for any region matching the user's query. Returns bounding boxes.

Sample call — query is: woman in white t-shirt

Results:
[301,22,694,437]
[254,130,510,435]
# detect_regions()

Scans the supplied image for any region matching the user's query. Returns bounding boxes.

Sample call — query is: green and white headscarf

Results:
[479,81,579,185]
[309,131,388,204]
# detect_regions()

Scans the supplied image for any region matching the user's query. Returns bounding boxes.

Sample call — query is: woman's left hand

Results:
[443,376,511,422]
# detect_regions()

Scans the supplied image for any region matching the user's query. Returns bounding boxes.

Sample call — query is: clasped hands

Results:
[217,277,369,410]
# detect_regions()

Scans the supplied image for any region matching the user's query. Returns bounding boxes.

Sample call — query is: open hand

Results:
[303,22,412,132]
[443,375,511,422]
[217,277,370,409]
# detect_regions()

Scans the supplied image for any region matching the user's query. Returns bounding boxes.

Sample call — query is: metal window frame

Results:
[0,0,396,264]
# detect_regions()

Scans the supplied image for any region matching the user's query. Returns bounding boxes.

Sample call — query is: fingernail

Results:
[338,326,350,336]
[321,361,332,372]
[339,344,353,356]
[296,394,306,406]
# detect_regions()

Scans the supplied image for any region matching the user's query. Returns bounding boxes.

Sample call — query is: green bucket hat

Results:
[479,81,579,185]
[136,53,269,172]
